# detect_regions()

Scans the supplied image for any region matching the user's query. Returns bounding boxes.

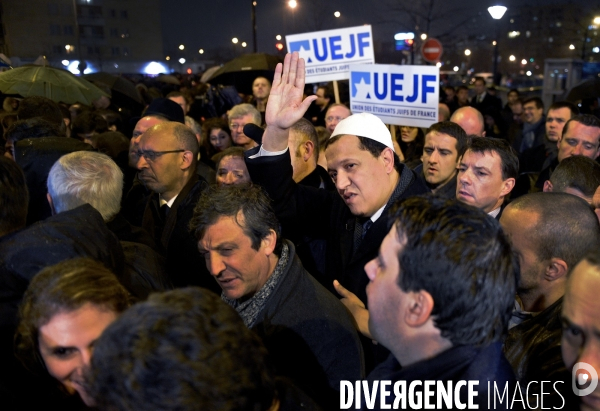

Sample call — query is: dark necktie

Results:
[160,203,170,221]
[353,217,373,254]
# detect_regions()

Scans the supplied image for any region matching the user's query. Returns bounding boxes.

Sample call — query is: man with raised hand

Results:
[244,52,427,305]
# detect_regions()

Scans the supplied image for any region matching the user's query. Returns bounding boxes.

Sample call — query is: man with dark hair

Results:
[310,85,332,127]
[471,76,501,113]
[0,156,28,237]
[457,137,518,218]
[342,196,516,409]
[562,250,600,411]
[3,118,63,159]
[135,122,215,291]
[415,121,467,198]
[89,287,320,411]
[17,96,66,135]
[501,192,600,408]
[519,101,578,174]
[456,85,470,108]
[190,184,364,409]
[166,90,191,116]
[557,114,600,162]
[288,118,332,188]
[252,76,271,124]
[514,97,545,154]
[543,155,600,204]
[71,110,109,147]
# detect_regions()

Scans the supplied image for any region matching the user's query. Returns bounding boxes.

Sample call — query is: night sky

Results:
[159,0,593,59]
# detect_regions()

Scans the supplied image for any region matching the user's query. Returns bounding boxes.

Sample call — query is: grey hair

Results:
[47,151,123,221]
[229,103,261,125]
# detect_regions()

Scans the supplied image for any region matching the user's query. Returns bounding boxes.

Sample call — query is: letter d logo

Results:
[573,362,599,396]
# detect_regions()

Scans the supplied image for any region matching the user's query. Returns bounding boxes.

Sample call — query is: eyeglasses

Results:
[229,123,245,131]
[134,149,185,162]
[326,116,344,123]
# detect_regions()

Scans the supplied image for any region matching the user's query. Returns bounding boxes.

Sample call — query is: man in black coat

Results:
[190,185,364,410]
[134,122,218,292]
[244,53,428,306]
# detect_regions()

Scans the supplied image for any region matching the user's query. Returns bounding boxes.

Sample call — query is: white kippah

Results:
[330,112,395,152]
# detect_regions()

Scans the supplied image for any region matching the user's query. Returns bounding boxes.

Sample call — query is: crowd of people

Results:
[1,51,600,410]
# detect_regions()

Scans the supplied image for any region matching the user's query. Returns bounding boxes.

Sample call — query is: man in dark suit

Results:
[135,122,218,292]
[471,76,502,115]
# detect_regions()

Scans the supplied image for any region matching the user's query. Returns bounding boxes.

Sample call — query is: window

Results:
[50,24,61,35]
[63,25,74,36]
[110,28,118,37]
[120,10,128,19]
[123,47,129,56]
[111,47,120,55]
[110,9,116,17]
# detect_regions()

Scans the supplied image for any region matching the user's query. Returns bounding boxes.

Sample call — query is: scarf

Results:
[222,243,290,328]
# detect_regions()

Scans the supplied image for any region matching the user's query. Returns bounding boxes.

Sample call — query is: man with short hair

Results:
[457,137,518,218]
[543,155,600,204]
[325,103,351,134]
[311,85,332,127]
[557,114,600,162]
[190,184,364,409]
[135,122,216,291]
[415,121,467,198]
[450,106,485,136]
[501,193,600,408]
[456,85,470,108]
[17,95,67,135]
[514,97,545,154]
[288,118,332,188]
[89,288,320,411]
[363,196,516,408]
[252,76,271,124]
[562,250,600,411]
[519,101,578,174]
[3,118,63,160]
[166,90,191,115]
[228,103,261,150]
[471,76,501,115]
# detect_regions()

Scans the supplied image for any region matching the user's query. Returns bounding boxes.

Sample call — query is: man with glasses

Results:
[228,104,261,150]
[324,103,351,134]
[136,122,219,292]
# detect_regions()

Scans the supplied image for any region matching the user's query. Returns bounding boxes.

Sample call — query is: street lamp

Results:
[232,37,239,44]
[334,11,341,18]
[465,49,471,56]
[288,0,297,8]
[178,44,185,50]
[251,1,257,53]
[488,5,507,85]
[421,33,427,40]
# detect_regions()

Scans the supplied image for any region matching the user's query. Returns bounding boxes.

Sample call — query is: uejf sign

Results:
[349,64,439,128]
[286,25,375,84]
[421,38,443,63]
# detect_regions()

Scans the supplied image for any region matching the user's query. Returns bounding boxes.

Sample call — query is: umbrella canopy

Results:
[208,53,282,94]
[84,72,144,104]
[200,65,221,83]
[156,74,181,85]
[0,65,109,105]
[566,77,600,103]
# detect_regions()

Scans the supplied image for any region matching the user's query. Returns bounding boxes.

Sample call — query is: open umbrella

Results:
[200,66,221,83]
[156,74,181,85]
[84,72,143,105]
[208,53,282,94]
[0,65,109,105]
[566,77,600,102]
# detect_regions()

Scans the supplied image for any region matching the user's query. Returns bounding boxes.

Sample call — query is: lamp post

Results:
[488,5,507,85]
[251,1,257,53]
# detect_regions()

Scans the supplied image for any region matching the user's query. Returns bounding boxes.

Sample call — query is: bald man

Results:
[451,106,486,137]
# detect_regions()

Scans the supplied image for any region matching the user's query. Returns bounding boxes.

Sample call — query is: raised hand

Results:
[262,52,317,151]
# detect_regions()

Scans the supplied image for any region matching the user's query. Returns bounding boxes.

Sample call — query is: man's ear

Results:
[303,140,315,162]
[405,290,434,327]
[545,258,568,282]
[543,180,553,193]
[261,229,277,256]
[46,193,56,216]
[181,151,194,170]
[500,178,516,197]
[381,147,396,174]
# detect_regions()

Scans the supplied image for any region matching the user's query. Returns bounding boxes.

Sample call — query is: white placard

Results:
[349,64,439,128]
[286,26,375,83]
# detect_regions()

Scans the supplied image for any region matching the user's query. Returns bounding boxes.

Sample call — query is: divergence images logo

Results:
[573,362,599,397]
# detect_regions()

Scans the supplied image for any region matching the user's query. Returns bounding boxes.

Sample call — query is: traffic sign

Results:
[421,38,443,63]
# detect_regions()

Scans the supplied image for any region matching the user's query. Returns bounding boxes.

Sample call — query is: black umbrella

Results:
[208,53,283,95]
[84,72,144,105]
[566,77,600,102]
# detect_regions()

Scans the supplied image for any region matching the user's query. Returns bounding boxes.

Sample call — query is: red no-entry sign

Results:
[421,38,443,63]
